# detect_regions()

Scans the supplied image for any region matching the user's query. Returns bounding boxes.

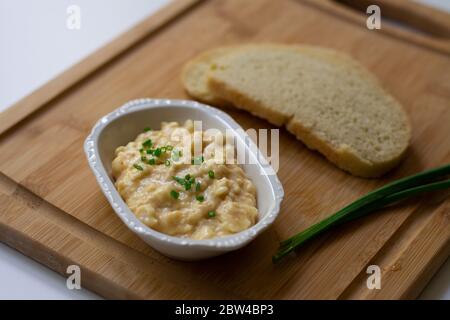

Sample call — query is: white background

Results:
[0,0,449,299]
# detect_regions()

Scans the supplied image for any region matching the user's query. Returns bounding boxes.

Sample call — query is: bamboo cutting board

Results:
[1,0,449,299]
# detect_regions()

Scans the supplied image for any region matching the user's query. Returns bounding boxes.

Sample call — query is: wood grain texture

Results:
[302,0,450,56]
[0,0,449,299]
[337,0,450,38]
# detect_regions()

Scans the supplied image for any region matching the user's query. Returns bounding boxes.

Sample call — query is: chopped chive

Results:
[142,139,153,148]
[173,176,185,185]
[165,160,171,166]
[141,156,147,162]
[160,146,167,153]
[143,127,151,132]
[170,190,179,199]
[139,148,144,153]
[172,175,198,191]
[208,211,216,218]
[172,151,180,161]
[196,195,205,202]
[195,182,201,192]
[208,170,215,179]
[146,149,154,155]
[133,164,144,171]
[166,145,173,151]
[148,158,156,165]
[171,149,181,161]
[191,156,204,165]
[154,148,162,157]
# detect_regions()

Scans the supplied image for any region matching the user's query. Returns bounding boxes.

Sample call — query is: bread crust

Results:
[181,47,233,106]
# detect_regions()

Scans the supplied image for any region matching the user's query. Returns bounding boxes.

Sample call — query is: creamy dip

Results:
[112,120,258,240]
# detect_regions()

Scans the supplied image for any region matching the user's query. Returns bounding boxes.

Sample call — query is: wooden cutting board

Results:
[1,0,449,299]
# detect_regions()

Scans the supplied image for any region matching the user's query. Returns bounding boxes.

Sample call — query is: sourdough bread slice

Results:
[206,44,411,177]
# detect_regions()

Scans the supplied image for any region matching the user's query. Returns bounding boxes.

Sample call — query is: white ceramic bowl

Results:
[84,99,284,260]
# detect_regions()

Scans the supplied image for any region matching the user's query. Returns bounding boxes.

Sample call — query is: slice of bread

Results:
[206,44,411,178]
[182,47,234,106]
